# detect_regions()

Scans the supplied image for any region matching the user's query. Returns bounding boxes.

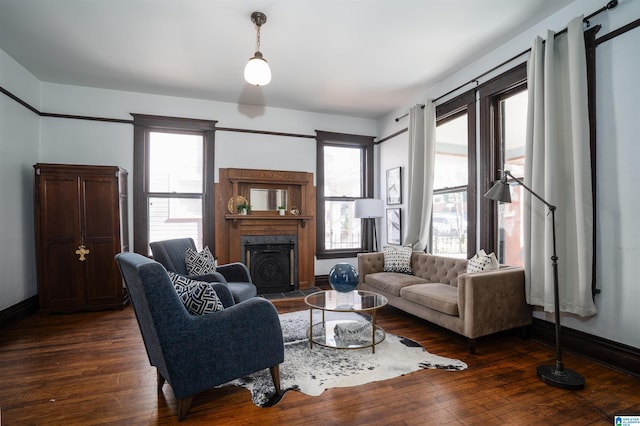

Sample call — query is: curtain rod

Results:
[394,0,618,122]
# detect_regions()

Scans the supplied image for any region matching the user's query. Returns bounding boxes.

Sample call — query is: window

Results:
[432,113,469,258]
[496,90,528,266]
[432,91,476,258]
[132,114,216,255]
[316,131,374,258]
[478,63,527,260]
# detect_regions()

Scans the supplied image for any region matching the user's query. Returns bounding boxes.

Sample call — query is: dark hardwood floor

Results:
[1,298,638,425]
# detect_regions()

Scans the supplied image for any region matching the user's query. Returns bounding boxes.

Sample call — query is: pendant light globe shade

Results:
[244,52,271,86]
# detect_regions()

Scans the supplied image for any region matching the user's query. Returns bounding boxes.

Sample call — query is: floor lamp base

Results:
[537,364,585,390]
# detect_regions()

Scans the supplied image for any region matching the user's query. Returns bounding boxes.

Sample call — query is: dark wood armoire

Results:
[33,163,129,313]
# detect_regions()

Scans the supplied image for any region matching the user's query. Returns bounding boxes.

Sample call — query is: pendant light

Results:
[244,11,271,86]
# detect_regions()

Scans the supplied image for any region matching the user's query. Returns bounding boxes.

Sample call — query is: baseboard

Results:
[531,318,640,377]
[0,296,39,329]
[315,274,330,289]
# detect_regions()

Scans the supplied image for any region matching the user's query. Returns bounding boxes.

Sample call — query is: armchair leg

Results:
[157,370,166,392]
[177,396,193,421]
[270,364,281,395]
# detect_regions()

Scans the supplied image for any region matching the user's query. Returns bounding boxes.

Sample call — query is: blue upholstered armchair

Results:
[115,252,284,421]
[149,238,257,302]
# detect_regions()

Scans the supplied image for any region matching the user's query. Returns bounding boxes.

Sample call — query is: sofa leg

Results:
[468,338,477,354]
[177,396,193,421]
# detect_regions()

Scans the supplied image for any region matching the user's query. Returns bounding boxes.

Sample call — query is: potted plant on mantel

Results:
[237,201,251,215]
[278,205,286,216]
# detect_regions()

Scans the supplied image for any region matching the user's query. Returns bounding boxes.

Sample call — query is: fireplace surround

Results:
[214,168,316,289]
[242,235,298,293]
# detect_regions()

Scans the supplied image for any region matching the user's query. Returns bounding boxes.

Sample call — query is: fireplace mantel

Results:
[224,214,314,228]
[214,168,316,289]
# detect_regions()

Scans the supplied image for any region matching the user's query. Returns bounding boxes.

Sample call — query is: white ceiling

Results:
[0,0,574,119]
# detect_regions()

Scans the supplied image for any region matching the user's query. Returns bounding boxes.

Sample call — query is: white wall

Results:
[36,83,377,281]
[377,0,640,349]
[0,50,41,310]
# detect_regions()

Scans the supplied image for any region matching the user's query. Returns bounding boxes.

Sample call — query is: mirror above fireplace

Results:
[250,188,288,211]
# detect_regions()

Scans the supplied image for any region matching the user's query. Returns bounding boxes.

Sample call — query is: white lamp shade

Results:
[354,199,384,219]
[244,53,271,86]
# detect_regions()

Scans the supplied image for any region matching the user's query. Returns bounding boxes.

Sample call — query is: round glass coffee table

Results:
[304,289,388,353]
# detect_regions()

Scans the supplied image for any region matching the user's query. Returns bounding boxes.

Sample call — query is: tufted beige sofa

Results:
[357,251,531,353]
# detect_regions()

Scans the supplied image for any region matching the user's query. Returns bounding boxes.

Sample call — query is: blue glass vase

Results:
[328,263,359,293]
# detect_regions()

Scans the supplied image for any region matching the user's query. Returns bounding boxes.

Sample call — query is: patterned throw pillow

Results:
[167,272,224,315]
[185,246,217,275]
[467,249,500,273]
[383,245,413,274]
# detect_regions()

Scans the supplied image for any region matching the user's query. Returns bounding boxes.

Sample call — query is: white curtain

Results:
[524,16,597,317]
[404,102,436,251]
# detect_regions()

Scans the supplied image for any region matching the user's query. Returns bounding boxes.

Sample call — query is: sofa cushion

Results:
[467,249,499,272]
[364,272,429,297]
[400,283,459,316]
[412,254,468,287]
[383,246,413,274]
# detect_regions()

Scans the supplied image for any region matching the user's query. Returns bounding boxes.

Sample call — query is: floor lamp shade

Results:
[354,199,384,219]
[355,199,384,253]
[485,170,585,390]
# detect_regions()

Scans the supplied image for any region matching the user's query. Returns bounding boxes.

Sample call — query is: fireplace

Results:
[242,235,298,294]
[215,168,315,289]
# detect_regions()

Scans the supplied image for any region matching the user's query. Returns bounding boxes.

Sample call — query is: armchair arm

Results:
[357,252,385,285]
[216,262,252,283]
[457,267,532,339]
[189,272,228,284]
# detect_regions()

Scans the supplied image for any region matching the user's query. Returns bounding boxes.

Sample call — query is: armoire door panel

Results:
[82,178,118,238]
[42,241,83,309]
[40,177,80,240]
[83,242,121,305]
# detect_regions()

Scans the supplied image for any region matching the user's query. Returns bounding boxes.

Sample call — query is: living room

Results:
[1,0,639,423]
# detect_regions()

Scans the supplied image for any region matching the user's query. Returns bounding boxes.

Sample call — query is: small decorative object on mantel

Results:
[289,206,300,216]
[237,201,251,215]
[328,263,359,293]
[278,205,286,216]
[228,195,248,214]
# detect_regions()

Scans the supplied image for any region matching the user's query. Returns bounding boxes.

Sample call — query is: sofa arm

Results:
[457,267,531,339]
[357,252,385,284]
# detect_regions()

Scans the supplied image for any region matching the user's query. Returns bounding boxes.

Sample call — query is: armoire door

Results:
[80,175,122,307]
[35,173,84,311]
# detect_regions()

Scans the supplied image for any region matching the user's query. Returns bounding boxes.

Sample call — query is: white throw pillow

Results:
[383,245,413,274]
[185,246,217,275]
[167,272,224,315]
[467,249,500,273]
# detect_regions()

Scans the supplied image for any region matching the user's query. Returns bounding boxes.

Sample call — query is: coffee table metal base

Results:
[304,290,388,353]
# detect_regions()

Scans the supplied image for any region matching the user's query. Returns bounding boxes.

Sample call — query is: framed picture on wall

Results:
[386,167,402,205]
[386,208,402,245]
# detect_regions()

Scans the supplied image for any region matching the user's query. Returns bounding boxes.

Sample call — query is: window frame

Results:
[316,130,374,259]
[132,114,216,255]
[477,63,528,254]
[434,91,477,258]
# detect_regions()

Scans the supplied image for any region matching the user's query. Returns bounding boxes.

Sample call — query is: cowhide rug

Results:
[222,310,467,407]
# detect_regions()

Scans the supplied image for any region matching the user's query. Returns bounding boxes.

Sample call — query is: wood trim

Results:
[0,296,39,329]
[215,168,316,289]
[531,318,640,377]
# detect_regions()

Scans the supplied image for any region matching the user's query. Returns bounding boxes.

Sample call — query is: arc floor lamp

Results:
[485,170,585,390]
